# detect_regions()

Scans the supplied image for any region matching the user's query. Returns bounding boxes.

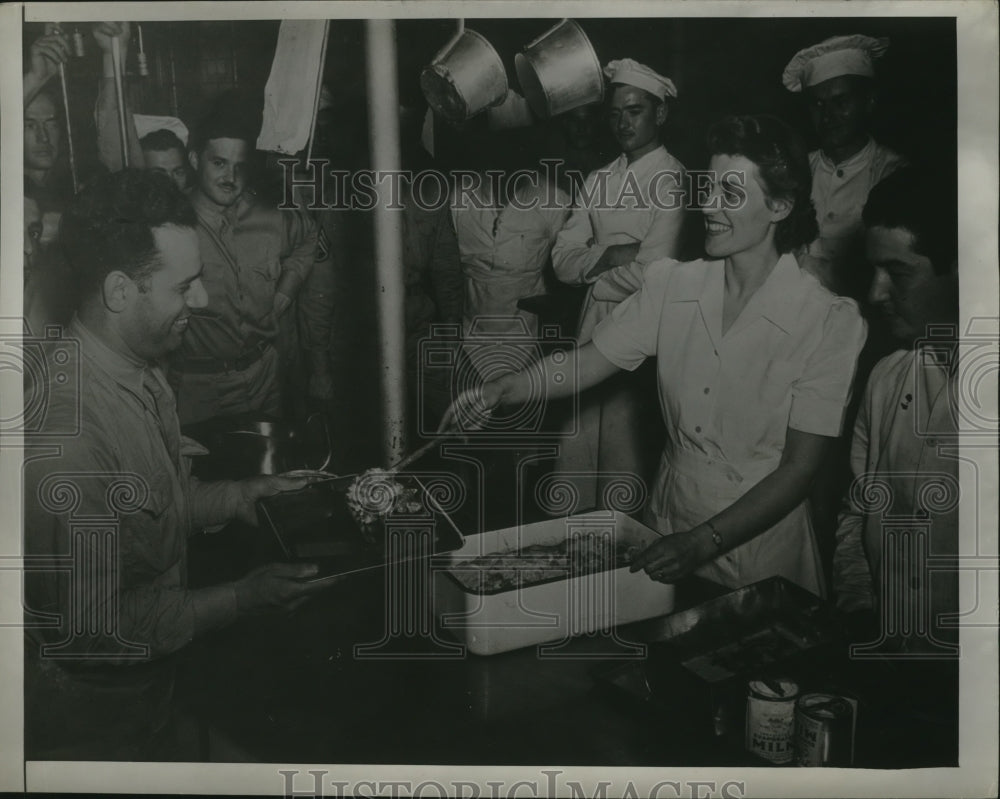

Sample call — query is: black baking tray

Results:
[640,577,843,741]
[646,576,840,682]
[256,473,465,581]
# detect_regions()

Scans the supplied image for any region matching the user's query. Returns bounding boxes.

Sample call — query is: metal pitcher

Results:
[515,19,604,119]
[420,28,509,124]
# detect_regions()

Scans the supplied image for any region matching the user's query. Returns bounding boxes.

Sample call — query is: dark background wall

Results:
[29,15,955,172]
[23,15,957,471]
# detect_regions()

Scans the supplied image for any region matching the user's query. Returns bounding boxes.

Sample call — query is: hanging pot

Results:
[514,19,604,120]
[420,29,509,124]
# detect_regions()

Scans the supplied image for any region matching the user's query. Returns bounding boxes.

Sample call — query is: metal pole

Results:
[57,64,79,194]
[364,20,407,466]
[168,31,179,118]
[110,36,130,168]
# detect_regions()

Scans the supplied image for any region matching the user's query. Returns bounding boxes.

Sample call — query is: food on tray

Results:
[450,536,641,592]
[345,468,424,535]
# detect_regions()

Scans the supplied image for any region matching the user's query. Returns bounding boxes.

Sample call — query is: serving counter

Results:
[177,446,958,770]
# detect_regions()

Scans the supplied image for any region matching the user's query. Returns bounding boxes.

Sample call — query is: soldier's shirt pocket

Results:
[250,255,279,284]
[140,474,174,521]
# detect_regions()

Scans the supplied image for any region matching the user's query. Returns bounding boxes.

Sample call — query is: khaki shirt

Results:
[24,317,243,755]
[177,191,318,362]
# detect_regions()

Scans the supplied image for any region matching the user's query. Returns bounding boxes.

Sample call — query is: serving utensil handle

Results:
[388,436,441,473]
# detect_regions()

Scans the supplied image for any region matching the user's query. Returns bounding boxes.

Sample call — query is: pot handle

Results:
[523,18,570,51]
[305,412,334,471]
[431,18,466,63]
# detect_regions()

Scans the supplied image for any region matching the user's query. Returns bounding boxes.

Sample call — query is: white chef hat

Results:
[782,34,889,92]
[603,58,677,101]
[134,114,189,147]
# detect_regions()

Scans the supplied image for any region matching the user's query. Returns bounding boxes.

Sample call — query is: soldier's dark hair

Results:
[140,128,186,155]
[60,169,197,299]
[863,166,957,275]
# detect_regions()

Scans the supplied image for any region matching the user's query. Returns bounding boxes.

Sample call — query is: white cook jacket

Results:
[551,145,686,343]
[801,138,906,291]
[833,348,961,653]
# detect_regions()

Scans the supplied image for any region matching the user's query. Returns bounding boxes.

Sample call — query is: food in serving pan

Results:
[450,536,641,593]
[345,468,424,535]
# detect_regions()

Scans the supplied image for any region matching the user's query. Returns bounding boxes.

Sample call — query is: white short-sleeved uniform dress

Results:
[592,253,867,595]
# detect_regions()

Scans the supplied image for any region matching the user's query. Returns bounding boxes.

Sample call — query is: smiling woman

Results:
[445,114,867,597]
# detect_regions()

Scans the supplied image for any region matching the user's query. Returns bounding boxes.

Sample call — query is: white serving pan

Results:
[434,510,675,656]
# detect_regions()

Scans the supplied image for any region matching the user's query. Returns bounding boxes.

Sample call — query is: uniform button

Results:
[836,169,844,178]
[827,211,835,219]
[704,387,710,394]
[695,426,702,433]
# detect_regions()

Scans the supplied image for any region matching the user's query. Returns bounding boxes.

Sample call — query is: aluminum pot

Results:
[515,19,604,120]
[420,29,509,124]
[184,413,333,480]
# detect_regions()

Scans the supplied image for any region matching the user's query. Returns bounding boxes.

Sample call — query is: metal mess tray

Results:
[257,474,465,579]
[647,577,841,684]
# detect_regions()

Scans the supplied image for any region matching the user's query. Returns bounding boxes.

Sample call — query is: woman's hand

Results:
[438,378,506,433]
[629,527,715,583]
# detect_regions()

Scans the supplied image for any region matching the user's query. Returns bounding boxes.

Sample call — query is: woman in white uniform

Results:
[442,115,867,595]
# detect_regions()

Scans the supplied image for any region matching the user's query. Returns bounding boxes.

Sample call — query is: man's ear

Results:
[188,150,199,172]
[656,100,668,127]
[102,270,133,312]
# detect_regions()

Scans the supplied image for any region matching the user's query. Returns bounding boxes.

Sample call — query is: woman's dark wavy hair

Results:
[706,115,818,254]
[59,169,197,301]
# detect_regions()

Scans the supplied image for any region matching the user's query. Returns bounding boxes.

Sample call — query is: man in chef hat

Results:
[550,57,687,511]
[783,34,907,299]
